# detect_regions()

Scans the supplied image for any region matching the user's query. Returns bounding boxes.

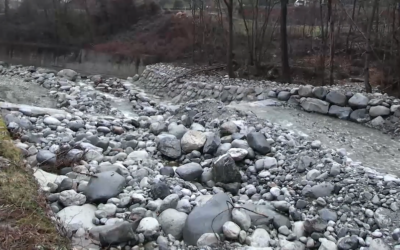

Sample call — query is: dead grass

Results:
[0,119,70,250]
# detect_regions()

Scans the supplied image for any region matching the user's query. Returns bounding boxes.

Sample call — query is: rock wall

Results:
[138,64,400,133]
[0,41,152,77]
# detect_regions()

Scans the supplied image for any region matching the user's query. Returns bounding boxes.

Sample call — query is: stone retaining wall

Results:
[137,64,400,133]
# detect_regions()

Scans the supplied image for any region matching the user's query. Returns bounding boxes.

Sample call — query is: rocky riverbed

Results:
[1,63,400,250]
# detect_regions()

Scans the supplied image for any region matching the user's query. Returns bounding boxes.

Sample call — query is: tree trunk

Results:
[328,0,334,85]
[224,0,234,78]
[280,0,291,83]
[4,0,9,20]
[364,0,378,93]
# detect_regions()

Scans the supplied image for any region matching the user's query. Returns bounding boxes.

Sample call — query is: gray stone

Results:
[84,171,126,203]
[369,238,391,250]
[37,150,56,166]
[350,109,369,122]
[196,233,220,247]
[151,182,171,200]
[59,190,86,206]
[220,121,238,135]
[57,69,78,81]
[222,221,241,239]
[369,106,390,117]
[158,208,188,240]
[312,87,328,99]
[212,154,242,184]
[249,228,271,247]
[176,163,203,181]
[98,221,139,247]
[157,137,181,159]
[325,91,347,106]
[370,116,385,127]
[301,98,330,114]
[127,151,149,161]
[203,133,221,155]
[247,132,271,155]
[183,193,231,246]
[374,207,392,228]
[310,182,334,198]
[348,93,369,108]
[328,105,353,119]
[232,208,251,231]
[168,123,187,139]
[277,91,291,101]
[298,85,313,97]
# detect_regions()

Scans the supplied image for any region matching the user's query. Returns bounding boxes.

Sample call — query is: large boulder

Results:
[301,98,330,114]
[157,137,182,159]
[181,130,207,153]
[247,132,271,155]
[84,171,126,203]
[183,193,231,245]
[212,154,242,183]
[348,93,369,108]
[325,91,347,106]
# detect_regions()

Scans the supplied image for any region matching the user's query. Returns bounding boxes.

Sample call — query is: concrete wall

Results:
[0,41,153,77]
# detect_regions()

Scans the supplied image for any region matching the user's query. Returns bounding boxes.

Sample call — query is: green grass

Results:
[0,118,70,250]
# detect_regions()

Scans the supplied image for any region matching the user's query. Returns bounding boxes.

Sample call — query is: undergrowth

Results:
[0,119,70,250]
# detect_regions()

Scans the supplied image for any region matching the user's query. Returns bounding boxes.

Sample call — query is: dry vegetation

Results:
[0,118,70,250]
[1,0,400,95]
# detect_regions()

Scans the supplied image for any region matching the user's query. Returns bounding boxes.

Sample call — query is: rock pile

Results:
[1,64,400,250]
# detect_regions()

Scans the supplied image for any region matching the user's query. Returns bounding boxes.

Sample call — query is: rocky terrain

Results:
[0,62,400,250]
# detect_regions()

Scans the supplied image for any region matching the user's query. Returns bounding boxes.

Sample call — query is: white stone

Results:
[43,116,61,125]
[227,148,248,161]
[57,204,97,232]
[59,190,86,206]
[136,217,160,233]
[222,221,241,239]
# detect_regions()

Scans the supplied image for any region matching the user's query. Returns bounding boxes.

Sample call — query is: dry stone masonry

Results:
[0,62,400,250]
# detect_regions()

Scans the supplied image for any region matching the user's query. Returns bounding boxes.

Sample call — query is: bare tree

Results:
[280,0,290,82]
[328,0,334,85]
[364,0,379,93]
[223,0,234,78]
[4,0,9,20]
